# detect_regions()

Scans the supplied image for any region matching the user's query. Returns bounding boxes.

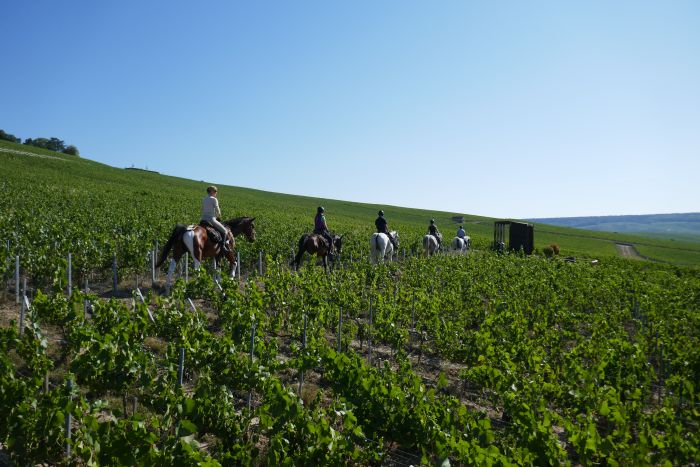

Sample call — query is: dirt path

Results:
[615,242,644,260]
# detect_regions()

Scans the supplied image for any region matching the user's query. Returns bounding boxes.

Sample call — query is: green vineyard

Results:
[1,142,699,465]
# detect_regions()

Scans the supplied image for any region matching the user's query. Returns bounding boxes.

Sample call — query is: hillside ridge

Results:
[2,139,700,266]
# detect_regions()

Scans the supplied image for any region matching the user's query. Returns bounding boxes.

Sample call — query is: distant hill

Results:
[529,213,700,240]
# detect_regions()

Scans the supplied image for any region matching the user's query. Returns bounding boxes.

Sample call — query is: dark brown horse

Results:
[156,217,256,285]
[292,233,343,271]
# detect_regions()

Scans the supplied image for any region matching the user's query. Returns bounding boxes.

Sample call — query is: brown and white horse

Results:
[156,217,256,285]
[292,233,343,271]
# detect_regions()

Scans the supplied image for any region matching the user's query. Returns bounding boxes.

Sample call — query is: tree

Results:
[23,137,66,152]
[0,129,21,143]
[63,145,80,156]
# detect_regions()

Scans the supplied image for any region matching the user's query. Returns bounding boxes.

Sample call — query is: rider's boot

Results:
[220,238,230,253]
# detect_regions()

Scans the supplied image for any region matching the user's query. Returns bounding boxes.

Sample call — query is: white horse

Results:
[370,231,399,264]
[422,234,440,256]
[451,236,471,253]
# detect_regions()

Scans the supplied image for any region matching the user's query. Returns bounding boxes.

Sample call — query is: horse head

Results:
[390,231,399,247]
[225,217,256,243]
[243,217,256,243]
[333,234,343,255]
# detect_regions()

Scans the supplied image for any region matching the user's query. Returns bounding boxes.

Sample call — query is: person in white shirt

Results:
[201,185,229,252]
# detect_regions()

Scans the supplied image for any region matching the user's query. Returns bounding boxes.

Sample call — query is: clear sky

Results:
[2,1,699,218]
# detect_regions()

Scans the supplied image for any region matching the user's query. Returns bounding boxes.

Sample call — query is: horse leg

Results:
[193,244,203,270]
[167,259,177,287]
[225,250,237,278]
[293,249,304,270]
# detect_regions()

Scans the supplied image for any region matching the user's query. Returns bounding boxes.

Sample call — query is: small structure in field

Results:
[493,220,534,254]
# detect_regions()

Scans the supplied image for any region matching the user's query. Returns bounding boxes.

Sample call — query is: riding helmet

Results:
[378,210,384,216]
[318,206,325,213]
[430,219,435,224]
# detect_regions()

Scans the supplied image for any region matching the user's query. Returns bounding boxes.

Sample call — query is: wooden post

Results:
[368,298,373,366]
[151,249,156,286]
[83,277,89,319]
[298,314,307,395]
[65,378,73,458]
[410,290,416,346]
[247,320,257,411]
[112,252,118,295]
[236,251,241,280]
[184,254,189,282]
[136,288,155,322]
[258,250,263,276]
[337,307,343,352]
[15,256,19,305]
[188,298,196,312]
[67,252,72,297]
[19,292,26,336]
[412,290,416,329]
[177,348,185,387]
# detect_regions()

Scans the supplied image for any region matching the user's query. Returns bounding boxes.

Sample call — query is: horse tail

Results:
[292,234,307,268]
[156,224,186,268]
[297,234,307,252]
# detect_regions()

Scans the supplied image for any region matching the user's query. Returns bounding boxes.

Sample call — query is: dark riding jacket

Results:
[314,213,333,251]
[375,216,388,233]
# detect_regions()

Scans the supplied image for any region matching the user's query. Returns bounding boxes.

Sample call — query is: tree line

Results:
[0,128,79,156]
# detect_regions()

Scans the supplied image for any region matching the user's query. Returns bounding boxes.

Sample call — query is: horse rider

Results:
[201,185,230,252]
[428,219,442,247]
[375,210,398,250]
[457,225,466,239]
[314,206,335,255]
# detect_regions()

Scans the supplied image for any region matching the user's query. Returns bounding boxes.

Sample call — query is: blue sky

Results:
[2,1,699,218]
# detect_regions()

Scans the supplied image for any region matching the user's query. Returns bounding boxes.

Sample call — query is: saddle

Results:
[199,220,225,244]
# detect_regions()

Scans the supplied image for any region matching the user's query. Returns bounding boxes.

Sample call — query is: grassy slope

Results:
[2,139,699,266]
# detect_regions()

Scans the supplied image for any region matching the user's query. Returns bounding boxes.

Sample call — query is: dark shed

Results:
[493,220,534,254]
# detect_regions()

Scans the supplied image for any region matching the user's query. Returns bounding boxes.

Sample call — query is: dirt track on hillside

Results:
[615,243,644,259]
